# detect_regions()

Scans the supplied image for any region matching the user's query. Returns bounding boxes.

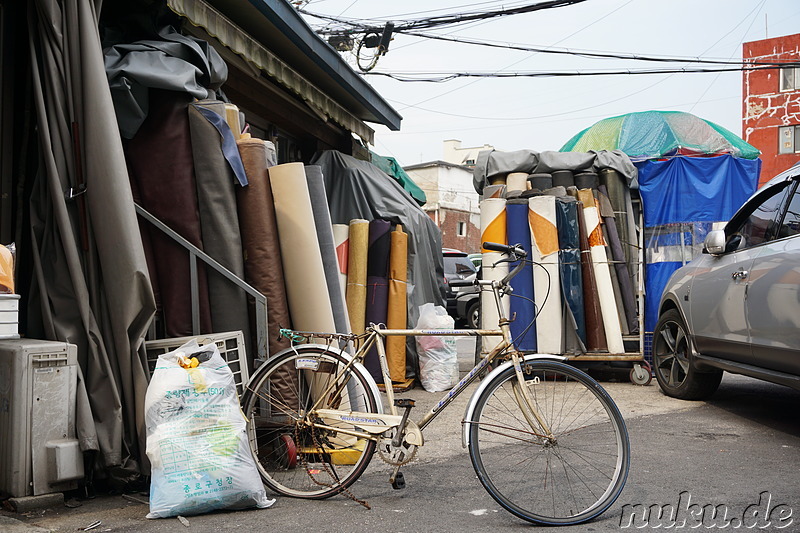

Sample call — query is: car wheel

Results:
[652,308,722,400]
[467,300,480,329]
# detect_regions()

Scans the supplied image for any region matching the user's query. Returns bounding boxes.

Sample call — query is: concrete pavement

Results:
[3,339,799,532]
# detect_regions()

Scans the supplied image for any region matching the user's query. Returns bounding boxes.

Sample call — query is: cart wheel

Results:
[630,362,652,386]
[279,433,298,469]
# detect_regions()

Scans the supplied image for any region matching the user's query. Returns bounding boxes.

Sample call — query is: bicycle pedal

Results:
[390,471,406,490]
[394,398,415,408]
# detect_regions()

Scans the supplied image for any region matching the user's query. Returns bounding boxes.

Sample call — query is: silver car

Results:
[653,163,800,399]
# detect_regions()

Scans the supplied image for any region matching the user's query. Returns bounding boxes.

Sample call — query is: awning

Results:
[166,0,376,144]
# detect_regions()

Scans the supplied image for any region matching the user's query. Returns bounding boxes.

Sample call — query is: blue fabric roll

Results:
[505,200,537,352]
[556,197,586,346]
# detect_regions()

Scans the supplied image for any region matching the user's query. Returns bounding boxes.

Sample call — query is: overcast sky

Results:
[300,0,798,169]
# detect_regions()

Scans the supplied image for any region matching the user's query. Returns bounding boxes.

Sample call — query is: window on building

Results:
[779,125,800,154]
[464,159,475,166]
[780,66,800,92]
[456,221,467,237]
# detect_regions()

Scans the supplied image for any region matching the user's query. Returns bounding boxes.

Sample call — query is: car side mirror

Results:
[703,230,726,255]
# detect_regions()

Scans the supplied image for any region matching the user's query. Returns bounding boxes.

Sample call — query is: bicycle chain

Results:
[295,420,371,510]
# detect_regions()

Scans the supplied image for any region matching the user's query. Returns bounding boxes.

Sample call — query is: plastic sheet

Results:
[145,340,274,518]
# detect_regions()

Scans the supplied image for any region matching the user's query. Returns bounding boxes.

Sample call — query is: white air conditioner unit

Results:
[0,339,83,497]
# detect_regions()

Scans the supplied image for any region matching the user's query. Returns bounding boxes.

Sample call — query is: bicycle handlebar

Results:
[482,241,528,258]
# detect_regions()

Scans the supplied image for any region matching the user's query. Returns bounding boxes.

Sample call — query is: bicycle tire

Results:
[467,360,630,525]
[241,346,379,499]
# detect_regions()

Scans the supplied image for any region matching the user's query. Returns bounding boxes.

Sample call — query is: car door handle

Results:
[732,270,749,280]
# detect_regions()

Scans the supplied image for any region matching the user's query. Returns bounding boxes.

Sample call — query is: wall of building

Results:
[442,139,494,167]
[433,208,481,252]
[743,33,800,186]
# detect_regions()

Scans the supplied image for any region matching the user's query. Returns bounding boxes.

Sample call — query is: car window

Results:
[729,181,790,249]
[773,181,800,240]
[444,256,477,275]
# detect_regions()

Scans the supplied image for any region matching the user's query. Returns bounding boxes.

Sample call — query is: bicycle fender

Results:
[251,343,384,414]
[461,353,565,448]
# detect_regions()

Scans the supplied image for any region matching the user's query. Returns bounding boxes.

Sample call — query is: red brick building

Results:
[743,33,800,187]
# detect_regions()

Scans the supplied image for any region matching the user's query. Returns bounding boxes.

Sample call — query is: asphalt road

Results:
[4,339,800,532]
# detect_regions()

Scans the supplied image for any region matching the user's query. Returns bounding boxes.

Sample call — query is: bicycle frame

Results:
[297,268,555,445]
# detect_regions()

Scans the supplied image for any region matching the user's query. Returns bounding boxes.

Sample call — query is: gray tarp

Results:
[310,150,445,378]
[27,0,155,479]
[473,149,638,194]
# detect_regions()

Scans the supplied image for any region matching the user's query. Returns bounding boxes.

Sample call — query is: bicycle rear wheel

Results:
[467,360,629,525]
[241,346,379,499]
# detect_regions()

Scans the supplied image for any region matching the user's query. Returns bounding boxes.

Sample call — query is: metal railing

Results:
[135,204,269,361]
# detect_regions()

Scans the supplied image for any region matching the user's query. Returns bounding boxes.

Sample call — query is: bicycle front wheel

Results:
[241,346,379,499]
[467,360,629,525]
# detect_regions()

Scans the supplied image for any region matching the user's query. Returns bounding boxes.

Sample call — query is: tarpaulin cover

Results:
[369,151,427,206]
[636,155,760,227]
[474,149,637,195]
[636,155,760,331]
[311,150,445,379]
[561,111,761,161]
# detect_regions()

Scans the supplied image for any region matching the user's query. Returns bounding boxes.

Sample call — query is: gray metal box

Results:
[0,339,82,497]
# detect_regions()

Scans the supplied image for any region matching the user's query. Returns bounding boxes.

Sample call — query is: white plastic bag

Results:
[145,339,274,518]
[415,303,459,392]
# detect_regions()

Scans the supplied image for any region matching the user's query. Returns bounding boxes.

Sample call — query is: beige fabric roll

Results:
[224,103,241,139]
[506,172,529,194]
[268,162,336,334]
[346,219,370,334]
[386,225,408,382]
[480,198,509,354]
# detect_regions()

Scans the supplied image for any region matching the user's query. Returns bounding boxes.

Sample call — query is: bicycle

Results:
[241,242,630,526]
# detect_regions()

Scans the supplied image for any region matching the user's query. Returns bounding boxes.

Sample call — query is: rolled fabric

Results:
[483,184,506,199]
[125,89,212,337]
[576,189,625,354]
[346,219,370,334]
[572,194,607,352]
[269,162,336,334]
[224,103,242,140]
[480,198,508,354]
[551,169,575,188]
[364,219,392,380]
[506,172,529,194]
[305,165,350,335]
[600,168,632,264]
[386,225,409,382]
[598,185,638,334]
[505,200,536,352]
[528,195,563,354]
[528,173,553,191]
[555,196,586,348]
[332,224,350,302]
[575,171,600,190]
[188,100,251,353]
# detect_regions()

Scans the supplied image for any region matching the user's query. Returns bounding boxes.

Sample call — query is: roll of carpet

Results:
[332,224,350,302]
[483,184,506,199]
[386,224,409,382]
[574,171,600,190]
[305,165,350,335]
[551,169,575,188]
[506,172,529,194]
[364,219,392,380]
[528,195,563,354]
[480,198,508,354]
[188,100,251,354]
[555,196,587,349]
[346,219,370,335]
[269,162,337,334]
[505,199,536,352]
[528,173,553,192]
[576,189,625,354]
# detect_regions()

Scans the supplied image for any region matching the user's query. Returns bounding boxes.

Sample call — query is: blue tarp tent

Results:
[636,154,761,333]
